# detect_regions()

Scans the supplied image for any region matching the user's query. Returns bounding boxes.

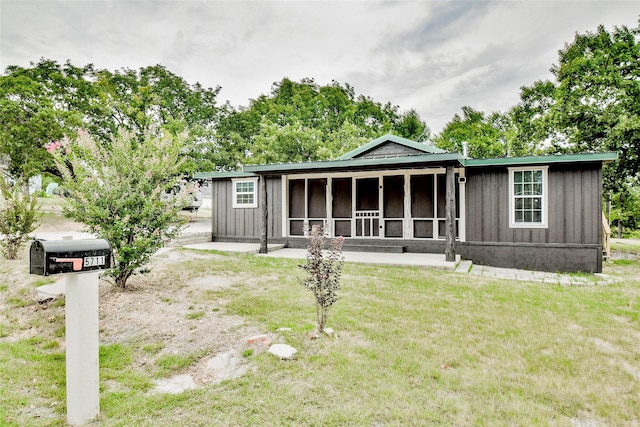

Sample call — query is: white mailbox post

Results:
[29,239,112,425]
[65,272,100,425]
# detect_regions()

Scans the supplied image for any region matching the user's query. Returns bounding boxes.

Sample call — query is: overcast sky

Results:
[1,1,638,134]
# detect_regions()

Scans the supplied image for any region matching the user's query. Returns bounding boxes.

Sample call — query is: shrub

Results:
[0,179,41,260]
[299,225,345,333]
[52,129,192,289]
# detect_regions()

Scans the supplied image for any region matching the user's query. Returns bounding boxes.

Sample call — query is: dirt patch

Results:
[94,248,267,390]
[98,262,261,372]
[2,210,266,395]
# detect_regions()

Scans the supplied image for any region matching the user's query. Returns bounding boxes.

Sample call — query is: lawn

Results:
[1,243,640,426]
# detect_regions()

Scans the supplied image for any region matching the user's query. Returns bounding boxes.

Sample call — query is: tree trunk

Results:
[259,175,268,254]
[617,220,623,238]
[444,165,456,262]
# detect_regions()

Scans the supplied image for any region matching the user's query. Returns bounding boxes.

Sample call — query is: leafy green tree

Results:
[216,78,430,167]
[433,106,511,158]
[0,178,41,260]
[608,181,640,236]
[1,61,223,180]
[515,24,640,190]
[52,130,191,289]
[0,59,94,180]
[90,65,222,173]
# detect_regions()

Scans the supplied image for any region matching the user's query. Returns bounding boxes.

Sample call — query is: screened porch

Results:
[285,170,462,240]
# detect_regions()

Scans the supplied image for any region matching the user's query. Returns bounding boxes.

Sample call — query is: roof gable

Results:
[338,134,446,160]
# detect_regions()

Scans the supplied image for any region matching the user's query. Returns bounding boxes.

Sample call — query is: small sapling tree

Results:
[0,179,41,260]
[52,129,192,289]
[299,224,345,333]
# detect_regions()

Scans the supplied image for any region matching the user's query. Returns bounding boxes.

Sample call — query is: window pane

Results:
[236,181,254,193]
[533,170,542,182]
[533,211,542,223]
[533,197,542,210]
[237,194,254,205]
[523,171,532,183]
[515,198,523,210]
[524,211,532,223]
[514,171,523,183]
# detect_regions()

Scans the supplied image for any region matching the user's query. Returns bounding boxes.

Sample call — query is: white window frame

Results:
[508,166,548,228]
[232,177,258,208]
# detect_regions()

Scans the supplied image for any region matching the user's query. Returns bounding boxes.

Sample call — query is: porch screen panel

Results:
[289,180,305,236]
[356,178,379,210]
[383,176,404,218]
[289,180,305,218]
[385,220,403,237]
[332,178,352,218]
[413,220,433,238]
[411,175,434,217]
[290,220,304,236]
[308,179,326,218]
[437,174,446,218]
[334,220,351,237]
[436,173,460,218]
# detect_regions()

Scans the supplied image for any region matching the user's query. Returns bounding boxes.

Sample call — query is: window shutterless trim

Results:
[508,166,548,228]
[232,177,258,208]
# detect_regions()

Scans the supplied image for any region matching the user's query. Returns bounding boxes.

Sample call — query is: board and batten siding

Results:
[463,163,603,273]
[211,176,282,240]
[465,164,602,245]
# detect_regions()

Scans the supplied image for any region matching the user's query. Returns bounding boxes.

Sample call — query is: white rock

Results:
[207,351,234,371]
[153,374,197,394]
[323,328,334,336]
[268,344,297,359]
[205,351,247,384]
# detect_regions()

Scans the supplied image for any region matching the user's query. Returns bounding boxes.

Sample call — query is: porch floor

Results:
[182,242,459,270]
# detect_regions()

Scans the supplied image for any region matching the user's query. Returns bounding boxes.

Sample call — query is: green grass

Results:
[185,310,205,320]
[611,241,640,254]
[2,251,640,425]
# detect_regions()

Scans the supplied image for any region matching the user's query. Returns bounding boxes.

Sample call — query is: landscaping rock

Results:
[203,351,247,384]
[153,374,197,394]
[268,344,297,359]
[34,281,65,302]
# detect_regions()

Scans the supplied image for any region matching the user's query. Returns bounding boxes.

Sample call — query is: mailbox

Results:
[30,239,112,276]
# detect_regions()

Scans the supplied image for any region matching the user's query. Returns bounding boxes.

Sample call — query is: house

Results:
[195,134,617,273]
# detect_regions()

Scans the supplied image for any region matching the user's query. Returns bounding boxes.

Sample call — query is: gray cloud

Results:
[1,0,638,133]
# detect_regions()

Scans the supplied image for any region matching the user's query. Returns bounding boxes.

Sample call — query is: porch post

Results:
[259,175,268,254]
[445,165,456,262]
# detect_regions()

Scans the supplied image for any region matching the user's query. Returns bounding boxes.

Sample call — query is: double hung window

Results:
[232,178,258,208]
[509,167,548,228]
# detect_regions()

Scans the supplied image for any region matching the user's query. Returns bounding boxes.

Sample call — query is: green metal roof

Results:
[244,152,463,174]
[194,132,617,178]
[462,151,618,167]
[338,133,446,159]
[196,152,618,177]
[194,171,256,179]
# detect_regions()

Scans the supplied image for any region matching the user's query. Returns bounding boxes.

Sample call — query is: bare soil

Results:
[1,204,265,394]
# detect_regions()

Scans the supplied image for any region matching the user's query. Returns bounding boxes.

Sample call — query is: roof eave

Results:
[193,171,256,179]
[245,153,464,174]
[462,152,618,167]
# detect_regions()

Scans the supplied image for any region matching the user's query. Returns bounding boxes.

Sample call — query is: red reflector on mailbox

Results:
[30,239,112,276]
